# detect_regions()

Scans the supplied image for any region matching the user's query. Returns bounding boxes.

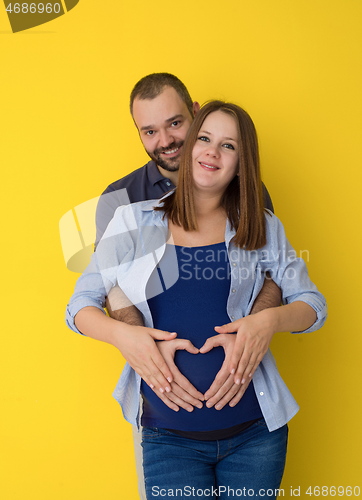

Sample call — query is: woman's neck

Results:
[169,193,227,247]
[193,191,224,217]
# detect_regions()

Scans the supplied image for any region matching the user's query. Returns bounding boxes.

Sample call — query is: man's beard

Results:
[147,140,183,172]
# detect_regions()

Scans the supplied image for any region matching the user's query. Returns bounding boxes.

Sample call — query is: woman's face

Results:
[192,110,239,196]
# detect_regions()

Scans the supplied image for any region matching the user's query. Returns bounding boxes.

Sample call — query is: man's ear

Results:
[192,101,201,116]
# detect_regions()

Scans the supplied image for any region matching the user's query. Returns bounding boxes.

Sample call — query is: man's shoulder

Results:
[102,161,153,195]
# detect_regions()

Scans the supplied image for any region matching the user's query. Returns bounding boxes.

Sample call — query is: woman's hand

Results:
[154,339,204,412]
[214,310,276,386]
[200,333,252,410]
[111,323,179,394]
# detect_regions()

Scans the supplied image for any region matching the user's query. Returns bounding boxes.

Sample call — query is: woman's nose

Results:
[206,146,219,157]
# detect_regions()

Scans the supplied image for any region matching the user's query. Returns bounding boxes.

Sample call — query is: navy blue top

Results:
[141,242,263,432]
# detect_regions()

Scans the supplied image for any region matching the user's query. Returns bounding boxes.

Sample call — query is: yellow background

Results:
[1,1,361,498]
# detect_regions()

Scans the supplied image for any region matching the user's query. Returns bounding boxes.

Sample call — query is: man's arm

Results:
[249,274,281,314]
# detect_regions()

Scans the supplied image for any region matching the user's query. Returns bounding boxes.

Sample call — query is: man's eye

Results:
[145,130,154,136]
[171,121,180,127]
[197,136,209,142]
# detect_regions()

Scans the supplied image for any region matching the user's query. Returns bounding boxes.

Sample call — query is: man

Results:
[94,73,280,498]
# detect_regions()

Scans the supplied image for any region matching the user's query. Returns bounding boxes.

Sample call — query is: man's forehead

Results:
[132,87,191,129]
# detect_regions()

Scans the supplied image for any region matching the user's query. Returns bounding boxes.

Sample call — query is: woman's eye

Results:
[223,143,235,150]
[197,136,209,142]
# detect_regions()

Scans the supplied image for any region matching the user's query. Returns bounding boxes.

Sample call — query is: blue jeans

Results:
[142,419,288,499]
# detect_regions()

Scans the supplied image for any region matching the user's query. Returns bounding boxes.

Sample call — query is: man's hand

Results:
[214,310,275,386]
[154,339,204,412]
[199,334,251,410]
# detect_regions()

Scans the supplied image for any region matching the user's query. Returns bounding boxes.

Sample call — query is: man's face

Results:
[132,86,196,172]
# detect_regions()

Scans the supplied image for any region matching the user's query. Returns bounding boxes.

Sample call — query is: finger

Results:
[149,329,178,341]
[205,374,235,408]
[204,362,230,400]
[214,323,238,334]
[169,383,203,410]
[228,379,252,407]
[143,353,173,392]
[238,352,261,384]
[231,346,253,385]
[154,390,180,412]
[229,341,247,379]
[199,336,219,354]
[171,367,204,401]
[177,339,199,355]
[246,353,264,380]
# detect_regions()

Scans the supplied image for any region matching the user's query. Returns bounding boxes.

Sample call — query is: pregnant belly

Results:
[174,346,225,394]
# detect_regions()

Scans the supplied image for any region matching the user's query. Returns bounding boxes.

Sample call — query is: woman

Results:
[67,101,326,498]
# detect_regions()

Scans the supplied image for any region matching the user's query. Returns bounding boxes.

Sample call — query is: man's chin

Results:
[153,156,180,172]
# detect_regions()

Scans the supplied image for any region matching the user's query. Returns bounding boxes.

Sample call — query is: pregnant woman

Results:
[67,100,326,498]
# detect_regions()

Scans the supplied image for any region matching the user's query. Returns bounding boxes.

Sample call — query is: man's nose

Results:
[159,129,173,148]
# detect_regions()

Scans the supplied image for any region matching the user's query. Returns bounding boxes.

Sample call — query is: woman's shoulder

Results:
[263,210,289,249]
[111,198,164,221]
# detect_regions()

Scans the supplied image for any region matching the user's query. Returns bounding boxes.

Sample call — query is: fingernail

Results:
[187,407,194,413]
[229,401,235,407]
[241,378,246,384]
[165,386,171,393]
[215,404,221,410]
[231,368,235,375]
[159,388,164,393]
[167,377,172,383]
[235,379,240,385]
[206,401,212,408]
[197,403,203,409]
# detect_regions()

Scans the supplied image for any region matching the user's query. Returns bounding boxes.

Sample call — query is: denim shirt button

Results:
[259,392,264,396]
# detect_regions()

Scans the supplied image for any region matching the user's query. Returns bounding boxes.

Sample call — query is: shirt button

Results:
[166,181,171,186]
[232,262,237,267]
[259,392,264,396]
[232,289,236,293]
[231,315,235,320]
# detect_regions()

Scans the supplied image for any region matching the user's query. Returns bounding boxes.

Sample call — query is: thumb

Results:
[149,329,177,341]
[214,322,239,334]
[199,336,219,353]
[178,339,199,354]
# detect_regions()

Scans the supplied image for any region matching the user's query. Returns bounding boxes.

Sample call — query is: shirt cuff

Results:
[289,293,327,334]
[65,300,106,335]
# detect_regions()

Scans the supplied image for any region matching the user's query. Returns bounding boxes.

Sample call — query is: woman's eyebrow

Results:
[199,129,237,142]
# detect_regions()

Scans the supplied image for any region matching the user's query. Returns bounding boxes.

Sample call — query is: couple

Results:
[66,75,326,499]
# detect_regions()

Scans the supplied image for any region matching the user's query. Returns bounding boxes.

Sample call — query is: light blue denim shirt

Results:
[66,198,327,432]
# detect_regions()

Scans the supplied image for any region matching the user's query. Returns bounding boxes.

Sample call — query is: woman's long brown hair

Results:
[156,100,267,250]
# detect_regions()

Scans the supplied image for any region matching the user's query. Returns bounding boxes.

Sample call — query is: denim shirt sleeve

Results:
[65,203,139,334]
[260,213,327,333]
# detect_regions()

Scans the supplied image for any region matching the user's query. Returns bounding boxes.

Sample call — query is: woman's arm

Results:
[215,301,317,385]
[75,306,178,394]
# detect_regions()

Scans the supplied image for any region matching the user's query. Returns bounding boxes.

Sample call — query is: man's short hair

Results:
[130,73,194,117]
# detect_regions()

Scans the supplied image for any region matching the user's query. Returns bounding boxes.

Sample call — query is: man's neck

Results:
[157,165,179,186]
